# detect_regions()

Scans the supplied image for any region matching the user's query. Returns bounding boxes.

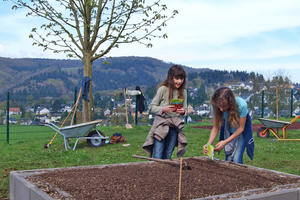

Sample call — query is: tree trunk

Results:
[82,54,93,123]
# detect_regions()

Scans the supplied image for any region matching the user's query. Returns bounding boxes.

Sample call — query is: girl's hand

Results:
[163,105,176,113]
[214,140,226,151]
[203,144,208,155]
[175,107,185,115]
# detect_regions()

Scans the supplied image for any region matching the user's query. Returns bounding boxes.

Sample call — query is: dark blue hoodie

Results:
[219,113,254,160]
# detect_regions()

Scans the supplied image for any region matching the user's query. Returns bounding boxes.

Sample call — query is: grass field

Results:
[1,120,300,199]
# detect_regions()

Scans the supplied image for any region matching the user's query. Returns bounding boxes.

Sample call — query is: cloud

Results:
[1,0,300,83]
[102,0,300,66]
[164,0,300,45]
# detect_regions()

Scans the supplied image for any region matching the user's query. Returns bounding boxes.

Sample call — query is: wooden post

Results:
[276,85,278,120]
[178,157,182,200]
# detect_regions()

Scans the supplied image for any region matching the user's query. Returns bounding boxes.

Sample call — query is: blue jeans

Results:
[225,133,246,164]
[153,127,178,159]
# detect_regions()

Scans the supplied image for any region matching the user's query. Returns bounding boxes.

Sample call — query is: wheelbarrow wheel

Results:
[87,130,106,148]
[257,127,270,138]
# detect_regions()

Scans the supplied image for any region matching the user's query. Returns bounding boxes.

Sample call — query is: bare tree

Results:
[263,69,292,117]
[10,0,178,122]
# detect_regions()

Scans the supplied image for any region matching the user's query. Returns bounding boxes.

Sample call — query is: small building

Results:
[25,107,34,112]
[40,108,50,115]
[36,108,50,115]
[104,109,111,116]
[60,105,72,113]
[188,105,194,113]
[50,113,62,122]
[3,117,17,124]
[9,108,21,116]
[35,115,48,122]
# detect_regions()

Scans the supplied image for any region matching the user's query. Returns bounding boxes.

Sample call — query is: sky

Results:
[1,0,300,84]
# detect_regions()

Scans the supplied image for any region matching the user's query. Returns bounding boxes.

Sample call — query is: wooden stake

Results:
[124,88,132,129]
[178,157,182,200]
[276,85,278,120]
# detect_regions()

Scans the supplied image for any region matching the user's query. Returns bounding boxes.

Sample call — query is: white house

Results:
[50,113,62,122]
[9,107,21,116]
[60,105,72,113]
[104,109,111,116]
[35,115,48,122]
[25,107,34,112]
[36,107,50,115]
[40,108,50,115]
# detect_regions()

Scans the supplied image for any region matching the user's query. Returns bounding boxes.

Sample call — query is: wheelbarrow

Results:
[43,120,109,150]
[257,115,300,141]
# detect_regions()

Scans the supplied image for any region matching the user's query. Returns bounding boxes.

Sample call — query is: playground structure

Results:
[257,115,300,141]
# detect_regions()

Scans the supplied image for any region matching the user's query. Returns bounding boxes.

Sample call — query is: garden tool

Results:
[44,88,82,148]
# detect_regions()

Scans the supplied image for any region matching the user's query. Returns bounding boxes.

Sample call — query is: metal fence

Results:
[0,88,149,144]
[248,88,296,119]
[1,87,297,144]
[0,89,79,144]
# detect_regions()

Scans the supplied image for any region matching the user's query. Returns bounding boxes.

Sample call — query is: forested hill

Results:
[0,56,251,101]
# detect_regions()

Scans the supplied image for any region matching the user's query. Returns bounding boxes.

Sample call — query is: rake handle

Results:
[49,88,82,144]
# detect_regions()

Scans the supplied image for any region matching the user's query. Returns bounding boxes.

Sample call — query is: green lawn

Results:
[1,120,300,199]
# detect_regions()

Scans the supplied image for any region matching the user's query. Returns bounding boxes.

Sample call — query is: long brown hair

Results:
[211,87,239,128]
[157,65,187,104]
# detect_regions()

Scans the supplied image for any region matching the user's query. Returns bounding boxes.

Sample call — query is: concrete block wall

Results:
[10,159,300,200]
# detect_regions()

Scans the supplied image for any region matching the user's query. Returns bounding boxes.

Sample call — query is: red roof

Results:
[9,108,20,112]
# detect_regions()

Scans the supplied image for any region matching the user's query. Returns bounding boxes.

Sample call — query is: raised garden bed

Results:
[10,157,300,200]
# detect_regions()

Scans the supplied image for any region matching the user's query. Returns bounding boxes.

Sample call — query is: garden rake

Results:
[44,88,82,148]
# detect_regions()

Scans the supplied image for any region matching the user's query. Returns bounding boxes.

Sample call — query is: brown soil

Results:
[192,122,300,132]
[26,157,300,200]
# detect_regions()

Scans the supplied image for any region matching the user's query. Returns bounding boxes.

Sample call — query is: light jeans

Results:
[225,133,246,164]
[153,127,178,159]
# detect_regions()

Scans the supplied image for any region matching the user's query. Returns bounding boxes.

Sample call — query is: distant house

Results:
[9,107,21,116]
[293,107,300,117]
[50,113,62,122]
[3,117,17,124]
[36,107,50,115]
[104,109,111,116]
[197,110,210,116]
[35,115,48,122]
[25,107,34,112]
[41,108,50,115]
[244,81,253,91]
[10,117,17,124]
[188,105,194,113]
[60,105,72,113]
